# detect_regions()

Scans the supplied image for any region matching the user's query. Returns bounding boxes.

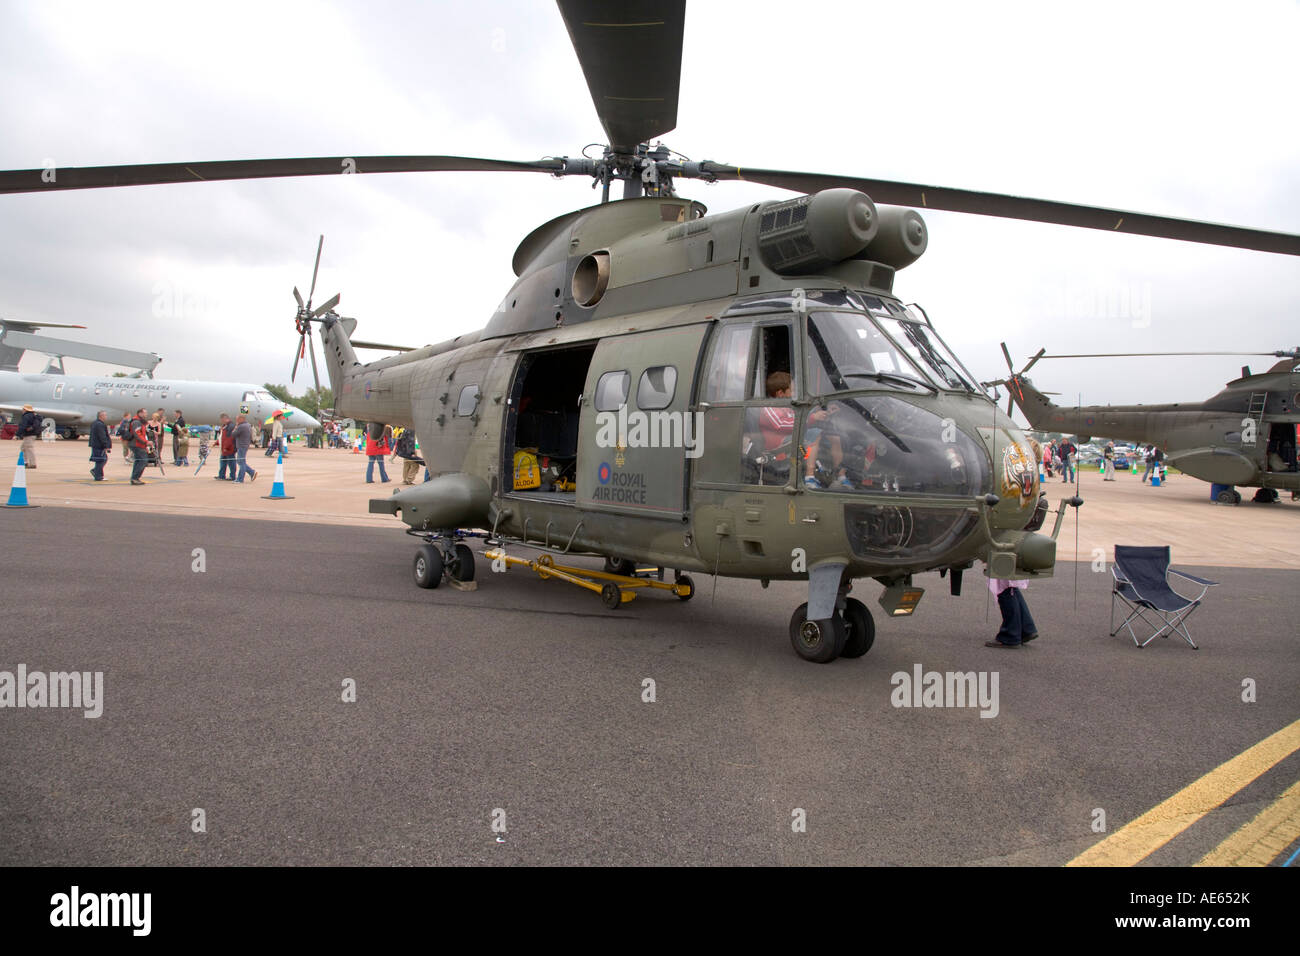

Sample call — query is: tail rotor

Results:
[290,235,340,395]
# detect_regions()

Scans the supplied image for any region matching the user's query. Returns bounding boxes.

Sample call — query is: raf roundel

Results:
[597,462,612,485]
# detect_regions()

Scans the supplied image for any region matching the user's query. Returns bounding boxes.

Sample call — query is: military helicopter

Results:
[4,1,1298,661]
[998,345,1300,505]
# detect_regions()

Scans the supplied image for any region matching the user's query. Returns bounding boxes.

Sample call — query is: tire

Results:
[789,603,846,663]
[1216,489,1236,504]
[839,597,875,658]
[603,556,637,577]
[674,574,694,601]
[601,582,622,610]
[450,543,476,581]
[413,545,443,589]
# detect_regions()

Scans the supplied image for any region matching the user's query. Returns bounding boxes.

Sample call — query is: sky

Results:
[1,0,1297,420]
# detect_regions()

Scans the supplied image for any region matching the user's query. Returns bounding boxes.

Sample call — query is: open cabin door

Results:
[577,324,709,519]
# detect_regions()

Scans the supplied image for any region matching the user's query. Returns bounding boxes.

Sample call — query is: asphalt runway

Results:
[2,506,1297,865]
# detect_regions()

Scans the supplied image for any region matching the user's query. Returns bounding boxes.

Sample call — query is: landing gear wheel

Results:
[601,582,622,610]
[414,545,443,589]
[1232,490,1242,504]
[839,598,876,658]
[604,556,637,576]
[449,543,476,581]
[674,574,694,601]
[1253,488,1279,503]
[789,603,847,663]
[1216,488,1238,505]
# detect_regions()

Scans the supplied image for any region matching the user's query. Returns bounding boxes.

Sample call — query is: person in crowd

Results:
[1057,437,1077,483]
[129,408,152,485]
[1142,445,1164,484]
[266,410,285,457]
[89,410,112,481]
[16,403,41,468]
[233,414,258,483]
[390,427,424,484]
[214,413,237,480]
[146,410,165,469]
[365,423,391,483]
[117,414,133,462]
[175,422,191,467]
[171,409,186,464]
[1103,442,1116,481]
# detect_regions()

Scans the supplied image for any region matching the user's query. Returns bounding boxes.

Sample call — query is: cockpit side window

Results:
[703,321,754,403]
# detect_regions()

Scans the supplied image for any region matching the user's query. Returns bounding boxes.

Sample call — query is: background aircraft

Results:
[0,369,320,438]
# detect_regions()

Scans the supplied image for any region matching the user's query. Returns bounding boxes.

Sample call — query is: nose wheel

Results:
[789,598,875,662]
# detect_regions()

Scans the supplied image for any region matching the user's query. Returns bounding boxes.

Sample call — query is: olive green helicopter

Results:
[4,1,1298,661]
[998,344,1300,505]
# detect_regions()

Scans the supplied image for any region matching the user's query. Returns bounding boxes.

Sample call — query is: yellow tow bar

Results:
[483,549,694,610]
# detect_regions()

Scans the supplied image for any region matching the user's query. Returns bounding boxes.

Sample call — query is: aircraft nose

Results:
[290,406,321,430]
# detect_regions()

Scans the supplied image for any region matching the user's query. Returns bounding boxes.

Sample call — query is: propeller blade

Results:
[698,164,1300,256]
[1000,342,1014,373]
[307,326,322,395]
[1022,348,1047,373]
[308,235,323,307]
[0,155,568,195]
[557,0,685,152]
[293,286,304,310]
[312,293,340,318]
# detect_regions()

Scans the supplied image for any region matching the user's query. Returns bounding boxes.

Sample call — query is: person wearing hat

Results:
[17,403,42,468]
[266,409,285,457]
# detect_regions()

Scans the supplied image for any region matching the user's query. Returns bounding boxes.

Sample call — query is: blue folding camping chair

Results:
[1110,545,1218,649]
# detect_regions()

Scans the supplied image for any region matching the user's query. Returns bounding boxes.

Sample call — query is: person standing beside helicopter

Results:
[1103,442,1116,481]
[365,423,392,483]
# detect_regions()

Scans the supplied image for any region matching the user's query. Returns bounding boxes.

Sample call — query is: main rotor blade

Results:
[557,0,684,151]
[307,326,322,396]
[308,235,323,308]
[352,339,415,352]
[1000,342,1014,372]
[312,293,340,318]
[1038,351,1287,359]
[293,286,304,310]
[699,164,1300,256]
[1022,348,1047,373]
[291,333,305,384]
[0,155,566,194]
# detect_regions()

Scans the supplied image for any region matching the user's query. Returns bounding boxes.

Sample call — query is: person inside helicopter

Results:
[1266,422,1297,472]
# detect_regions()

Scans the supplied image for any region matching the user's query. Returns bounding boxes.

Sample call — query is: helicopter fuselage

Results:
[323,192,1062,602]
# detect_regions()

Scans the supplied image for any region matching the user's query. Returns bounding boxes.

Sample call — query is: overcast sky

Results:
[2,0,1296,419]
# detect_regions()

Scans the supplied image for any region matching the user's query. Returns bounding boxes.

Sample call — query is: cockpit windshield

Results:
[804,310,937,395]
[866,300,980,393]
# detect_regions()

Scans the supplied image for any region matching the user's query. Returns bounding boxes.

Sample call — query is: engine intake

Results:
[757,188,879,275]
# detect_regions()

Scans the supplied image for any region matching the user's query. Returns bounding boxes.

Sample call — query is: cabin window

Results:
[594,371,629,412]
[703,321,753,403]
[243,391,256,402]
[456,385,480,417]
[636,366,677,410]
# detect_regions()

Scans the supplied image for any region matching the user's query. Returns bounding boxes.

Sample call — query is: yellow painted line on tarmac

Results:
[1196,778,1300,866]
[1067,718,1300,867]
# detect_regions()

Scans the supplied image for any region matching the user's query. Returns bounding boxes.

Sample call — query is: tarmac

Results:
[3,437,1298,866]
